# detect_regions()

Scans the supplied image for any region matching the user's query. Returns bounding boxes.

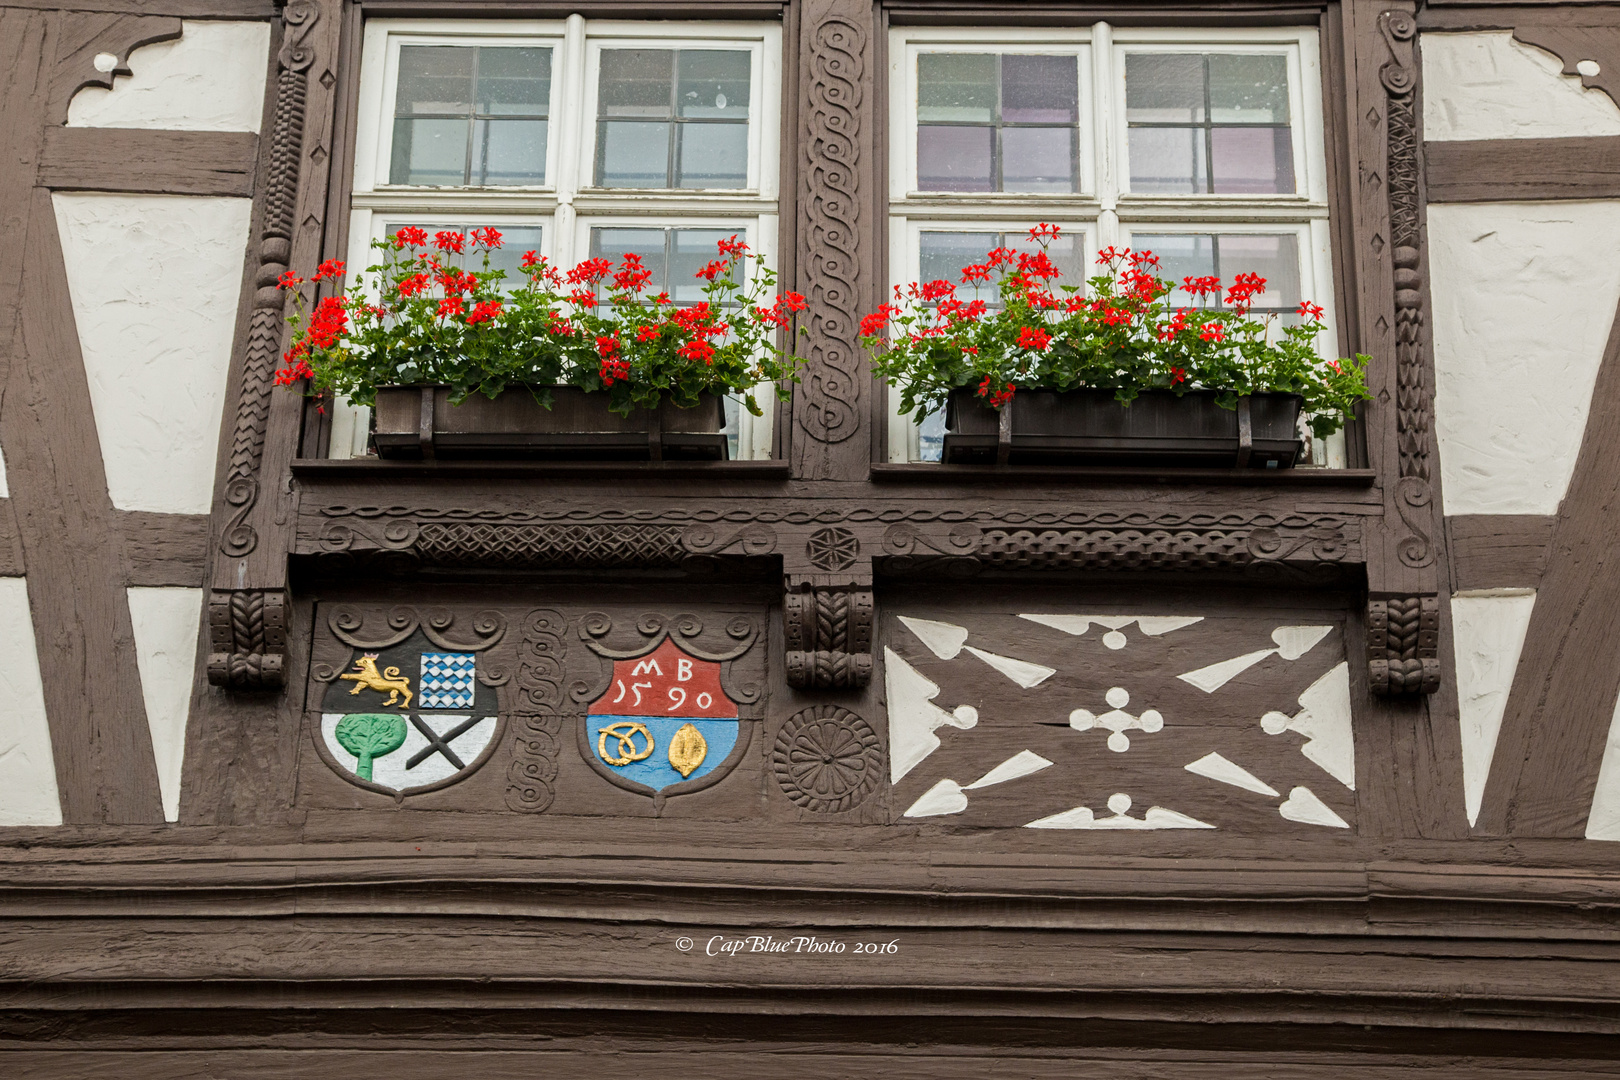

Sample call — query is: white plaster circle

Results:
[1107,731,1130,752]
[1261,710,1290,734]
[1579,59,1602,77]
[952,705,979,727]
[1140,709,1164,733]
[1107,793,1131,815]
[1102,630,1128,650]
[93,52,118,72]
[1105,687,1129,708]
[1069,709,1096,730]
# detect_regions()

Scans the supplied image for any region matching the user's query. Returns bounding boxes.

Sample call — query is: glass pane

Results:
[396,46,473,115]
[390,117,467,185]
[919,232,997,292]
[918,125,993,191]
[677,122,748,188]
[1208,53,1289,124]
[1132,233,1216,306]
[482,226,544,291]
[473,118,546,185]
[1001,55,1078,123]
[593,228,669,293]
[917,407,946,463]
[1001,126,1074,193]
[1127,126,1206,193]
[597,120,671,187]
[1217,233,1300,309]
[475,47,550,116]
[600,49,673,118]
[1125,53,1205,123]
[1007,230,1086,287]
[671,229,735,303]
[917,53,996,123]
[1210,126,1294,194]
[677,50,751,118]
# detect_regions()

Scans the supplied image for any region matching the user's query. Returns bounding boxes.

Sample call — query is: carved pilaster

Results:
[794,0,874,478]
[1370,8,1440,696]
[207,589,287,690]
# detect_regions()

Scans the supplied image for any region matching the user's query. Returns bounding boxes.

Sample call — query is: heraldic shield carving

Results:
[316,622,504,797]
[581,636,753,801]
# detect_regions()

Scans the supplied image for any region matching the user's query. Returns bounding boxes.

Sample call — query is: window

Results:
[335,18,784,461]
[886,24,1344,467]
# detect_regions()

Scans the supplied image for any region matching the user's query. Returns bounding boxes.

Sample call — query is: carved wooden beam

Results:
[1366,7,1442,698]
[209,0,341,691]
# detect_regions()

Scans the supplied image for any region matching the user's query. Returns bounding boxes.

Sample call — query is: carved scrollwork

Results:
[797,12,866,448]
[773,706,883,813]
[680,522,777,556]
[578,611,759,663]
[507,607,566,813]
[327,607,506,652]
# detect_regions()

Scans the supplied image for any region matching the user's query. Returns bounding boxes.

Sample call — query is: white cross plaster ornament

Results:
[1067,686,1164,752]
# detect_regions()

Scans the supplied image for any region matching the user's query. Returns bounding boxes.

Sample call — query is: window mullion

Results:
[552,13,588,267]
[1093,20,1119,247]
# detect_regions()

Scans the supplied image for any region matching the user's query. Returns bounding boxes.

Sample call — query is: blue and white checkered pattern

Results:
[419,652,476,710]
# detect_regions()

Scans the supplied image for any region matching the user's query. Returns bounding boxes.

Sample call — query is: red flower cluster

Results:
[470,227,503,249]
[567,258,613,285]
[860,303,901,337]
[437,297,465,319]
[275,295,347,386]
[465,300,502,325]
[1225,272,1267,314]
[433,230,465,254]
[394,226,429,249]
[753,291,808,328]
[613,253,653,292]
[1297,300,1325,321]
[1018,326,1053,351]
[677,339,716,364]
[976,376,1015,408]
[312,259,346,282]
[717,235,749,257]
[696,259,731,282]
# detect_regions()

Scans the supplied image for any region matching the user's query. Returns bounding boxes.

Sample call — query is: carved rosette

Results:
[207,589,287,690]
[772,706,882,813]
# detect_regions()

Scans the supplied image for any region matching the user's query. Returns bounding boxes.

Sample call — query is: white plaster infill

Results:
[0,578,62,826]
[53,192,253,515]
[1422,32,1620,141]
[1451,591,1536,828]
[67,21,271,132]
[1429,201,1620,516]
[127,587,203,823]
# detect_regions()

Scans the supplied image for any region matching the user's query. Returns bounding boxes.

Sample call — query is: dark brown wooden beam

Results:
[1446,514,1555,591]
[0,0,271,14]
[1425,137,1620,203]
[0,497,25,576]
[1479,287,1620,837]
[38,126,259,197]
[121,510,210,587]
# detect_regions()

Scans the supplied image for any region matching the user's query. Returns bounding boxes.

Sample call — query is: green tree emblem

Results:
[335,713,408,781]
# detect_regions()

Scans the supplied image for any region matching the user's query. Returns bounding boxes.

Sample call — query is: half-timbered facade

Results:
[5,0,1620,1073]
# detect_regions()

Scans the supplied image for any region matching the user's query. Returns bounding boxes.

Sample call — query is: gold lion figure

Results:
[339,654,413,708]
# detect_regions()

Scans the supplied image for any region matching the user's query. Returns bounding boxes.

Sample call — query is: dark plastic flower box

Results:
[941,387,1304,468]
[371,385,729,461]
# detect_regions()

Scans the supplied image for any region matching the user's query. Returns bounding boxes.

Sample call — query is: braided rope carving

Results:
[784,583,873,689]
[415,523,687,568]
[1368,596,1440,695]
[207,590,287,690]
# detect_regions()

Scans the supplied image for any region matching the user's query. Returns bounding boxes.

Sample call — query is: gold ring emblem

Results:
[597,721,655,766]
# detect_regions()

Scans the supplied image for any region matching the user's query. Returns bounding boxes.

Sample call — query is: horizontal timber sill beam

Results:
[1425,136,1620,203]
[0,0,273,13]
[1447,513,1554,591]
[871,464,1378,486]
[289,458,793,480]
[121,510,210,587]
[38,127,258,198]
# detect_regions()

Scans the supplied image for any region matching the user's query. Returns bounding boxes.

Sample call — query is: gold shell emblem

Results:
[668,722,709,778]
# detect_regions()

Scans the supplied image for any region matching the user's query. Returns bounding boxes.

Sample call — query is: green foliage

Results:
[861,227,1372,439]
[335,713,408,781]
[276,230,809,417]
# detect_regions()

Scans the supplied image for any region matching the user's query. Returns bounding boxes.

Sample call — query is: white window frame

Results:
[334,16,784,460]
[885,21,1343,466]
